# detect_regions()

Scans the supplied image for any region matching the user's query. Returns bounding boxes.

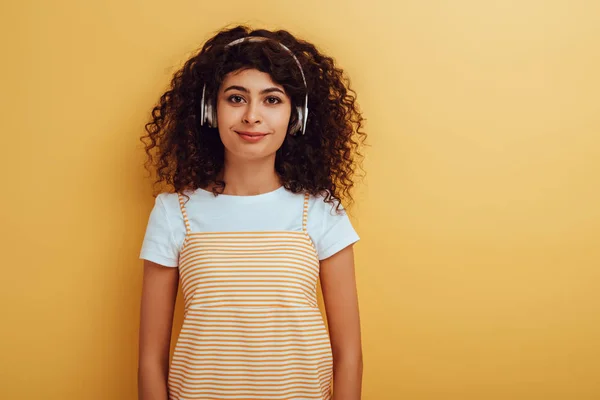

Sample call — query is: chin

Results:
[225,147,276,162]
[222,138,285,162]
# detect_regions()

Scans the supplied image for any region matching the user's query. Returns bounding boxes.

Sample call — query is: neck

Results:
[218,155,282,196]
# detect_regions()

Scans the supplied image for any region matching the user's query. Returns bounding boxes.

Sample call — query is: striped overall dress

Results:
[167,192,333,399]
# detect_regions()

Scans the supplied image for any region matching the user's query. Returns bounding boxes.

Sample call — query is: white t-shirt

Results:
[139,186,360,267]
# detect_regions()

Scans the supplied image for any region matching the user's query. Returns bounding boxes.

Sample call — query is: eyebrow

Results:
[223,85,285,95]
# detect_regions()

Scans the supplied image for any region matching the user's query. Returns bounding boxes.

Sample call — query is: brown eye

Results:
[228,95,245,104]
[266,96,282,105]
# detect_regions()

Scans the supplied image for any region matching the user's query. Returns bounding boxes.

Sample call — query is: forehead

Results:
[220,68,284,90]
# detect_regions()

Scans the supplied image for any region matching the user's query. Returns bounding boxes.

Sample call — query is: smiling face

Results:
[216,68,292,162]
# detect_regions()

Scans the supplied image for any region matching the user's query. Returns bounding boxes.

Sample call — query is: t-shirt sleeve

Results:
[139,194,179,267]
[316,198,360,261]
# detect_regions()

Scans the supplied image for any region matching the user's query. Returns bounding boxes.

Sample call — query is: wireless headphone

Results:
[200,36,309,136]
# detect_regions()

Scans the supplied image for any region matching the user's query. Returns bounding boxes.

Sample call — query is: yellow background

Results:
[1,0,599,399]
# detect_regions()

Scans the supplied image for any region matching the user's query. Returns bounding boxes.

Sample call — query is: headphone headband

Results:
[224,36,308,90]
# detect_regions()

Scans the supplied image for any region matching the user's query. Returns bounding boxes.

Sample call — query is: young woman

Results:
[138,25,366,400]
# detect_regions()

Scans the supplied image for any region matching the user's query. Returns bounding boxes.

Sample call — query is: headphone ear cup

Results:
[206,99,217,128]
[201,84,218,128]
[289,106,303,135]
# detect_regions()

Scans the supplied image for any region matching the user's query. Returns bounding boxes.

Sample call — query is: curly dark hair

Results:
[140,25,366,212]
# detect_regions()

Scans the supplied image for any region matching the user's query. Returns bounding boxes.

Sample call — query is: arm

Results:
[138,260,179,400]
[320,245,363,400]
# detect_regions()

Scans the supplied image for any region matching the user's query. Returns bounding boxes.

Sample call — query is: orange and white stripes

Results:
[168,192,332,399]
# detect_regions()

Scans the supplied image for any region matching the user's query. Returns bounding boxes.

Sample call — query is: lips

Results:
[236,131,268,137]
[235,131,269,143]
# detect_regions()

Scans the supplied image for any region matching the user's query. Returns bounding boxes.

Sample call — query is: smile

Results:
[235,131,269,143]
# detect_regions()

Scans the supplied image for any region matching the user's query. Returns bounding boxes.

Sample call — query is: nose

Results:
[242,101,261,124]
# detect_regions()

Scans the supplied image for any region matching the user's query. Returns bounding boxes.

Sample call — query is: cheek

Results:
[273,107,293,132]
[216,103,238,126]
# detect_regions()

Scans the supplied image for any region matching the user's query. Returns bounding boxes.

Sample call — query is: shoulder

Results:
[307,190,346,218]
[305,191,359,261]
[155,190,198,214]
[150,191,186,227]
[139,192,186,267]
[277,190,342,218]
[150,192,190,234]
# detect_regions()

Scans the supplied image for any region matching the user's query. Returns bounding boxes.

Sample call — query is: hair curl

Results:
[141,25,366,212]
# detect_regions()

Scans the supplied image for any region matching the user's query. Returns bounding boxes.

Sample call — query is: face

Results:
[216,68,292,162]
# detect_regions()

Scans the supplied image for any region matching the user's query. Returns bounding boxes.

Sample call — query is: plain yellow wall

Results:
[1,0,599,399]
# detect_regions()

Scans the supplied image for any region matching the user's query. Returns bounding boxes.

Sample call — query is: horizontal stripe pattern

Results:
[169,193,332,399]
